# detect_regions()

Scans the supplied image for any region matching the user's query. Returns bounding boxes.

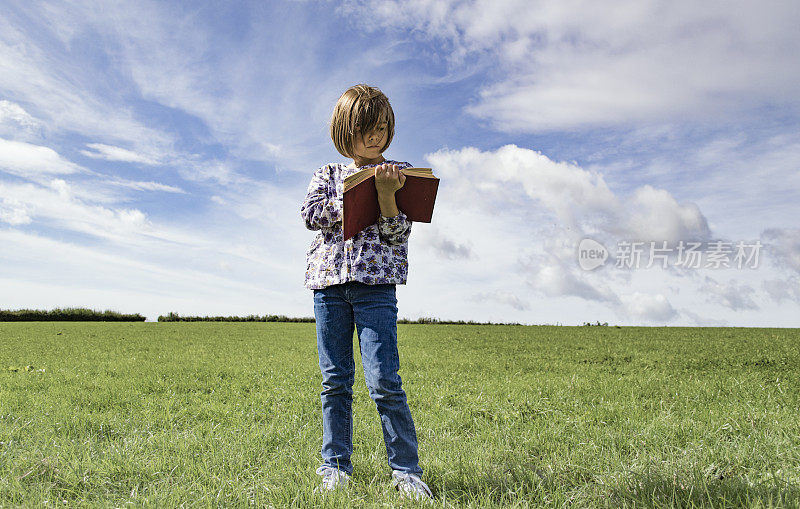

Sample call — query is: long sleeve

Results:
[377,212,412,246]
[303,160,414,289]
[301,165,342,231]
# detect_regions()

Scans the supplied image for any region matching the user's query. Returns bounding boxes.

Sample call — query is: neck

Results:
[352,154,385,168]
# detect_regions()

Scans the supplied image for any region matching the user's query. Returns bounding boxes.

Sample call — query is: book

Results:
[342,167,439,241]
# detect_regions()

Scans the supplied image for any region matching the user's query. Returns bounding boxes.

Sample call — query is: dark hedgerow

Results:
[397,317,523,325]
[157,313,523,325]
[0,308,146,322]
[157,312,315,323]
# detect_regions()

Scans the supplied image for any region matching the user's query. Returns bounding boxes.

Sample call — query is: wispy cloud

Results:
[701,276,759,312]
[761,228,800,274]
[415,225,473,260]
[0,100,43,141]
[81,143,161,165]
[103,178,185,194]
[470,290,529,311]
[0,9,174,154]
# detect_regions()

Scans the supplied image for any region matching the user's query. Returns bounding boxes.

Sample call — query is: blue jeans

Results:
[313,281,422,476]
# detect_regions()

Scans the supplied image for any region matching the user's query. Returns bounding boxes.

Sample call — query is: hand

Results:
[374,164,406,196]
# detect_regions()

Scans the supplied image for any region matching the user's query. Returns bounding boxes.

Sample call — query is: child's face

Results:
[352,117,388,163]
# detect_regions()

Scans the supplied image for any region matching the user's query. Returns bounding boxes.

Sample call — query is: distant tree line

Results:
[157,312,315,322]
[157,313,522,325]
[397,317,522,325]
[0,308,146,321]
[1,308,534,325]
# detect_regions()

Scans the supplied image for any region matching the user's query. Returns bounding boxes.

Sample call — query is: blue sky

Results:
[2,0,799,325]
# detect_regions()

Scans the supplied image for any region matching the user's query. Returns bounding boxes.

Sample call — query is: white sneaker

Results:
[315,465,351,492]
[392,470,433,502]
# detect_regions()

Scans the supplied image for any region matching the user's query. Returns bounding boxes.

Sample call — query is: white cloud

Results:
[428,144,617,231]
[404,143,793,325]
[0,138,83,176]
[81,143,160,165]
[0,100,43,141]
[0,198,32,225]
[426,144,710,243]
[619,292,678,324]
[344,0,800,131]
[626,185,710,244]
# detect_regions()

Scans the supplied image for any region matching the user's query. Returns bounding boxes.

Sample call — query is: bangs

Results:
[330,84,396,159]
[351,96,390,135]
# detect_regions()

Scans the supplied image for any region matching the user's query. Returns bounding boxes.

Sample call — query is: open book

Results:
[343,167,439,241]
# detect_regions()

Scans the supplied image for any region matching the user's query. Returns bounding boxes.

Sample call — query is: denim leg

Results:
[350,282,422,476]
[314,285,356,475]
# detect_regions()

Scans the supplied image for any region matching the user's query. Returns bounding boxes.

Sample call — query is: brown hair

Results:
[330,84,395,158]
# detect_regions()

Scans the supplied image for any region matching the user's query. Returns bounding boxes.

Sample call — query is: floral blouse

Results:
[302,160,413,290]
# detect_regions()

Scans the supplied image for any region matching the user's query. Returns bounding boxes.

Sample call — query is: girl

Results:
[301,84,432,502]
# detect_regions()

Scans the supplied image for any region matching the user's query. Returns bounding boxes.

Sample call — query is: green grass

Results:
[0,322,798,507]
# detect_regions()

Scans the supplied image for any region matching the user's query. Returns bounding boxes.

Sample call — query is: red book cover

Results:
[343,168,439,241]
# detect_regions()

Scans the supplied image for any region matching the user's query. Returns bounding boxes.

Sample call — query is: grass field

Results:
[1,322,798,507]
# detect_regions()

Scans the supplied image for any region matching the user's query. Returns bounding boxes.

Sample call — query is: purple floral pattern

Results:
[301,160,413,289]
